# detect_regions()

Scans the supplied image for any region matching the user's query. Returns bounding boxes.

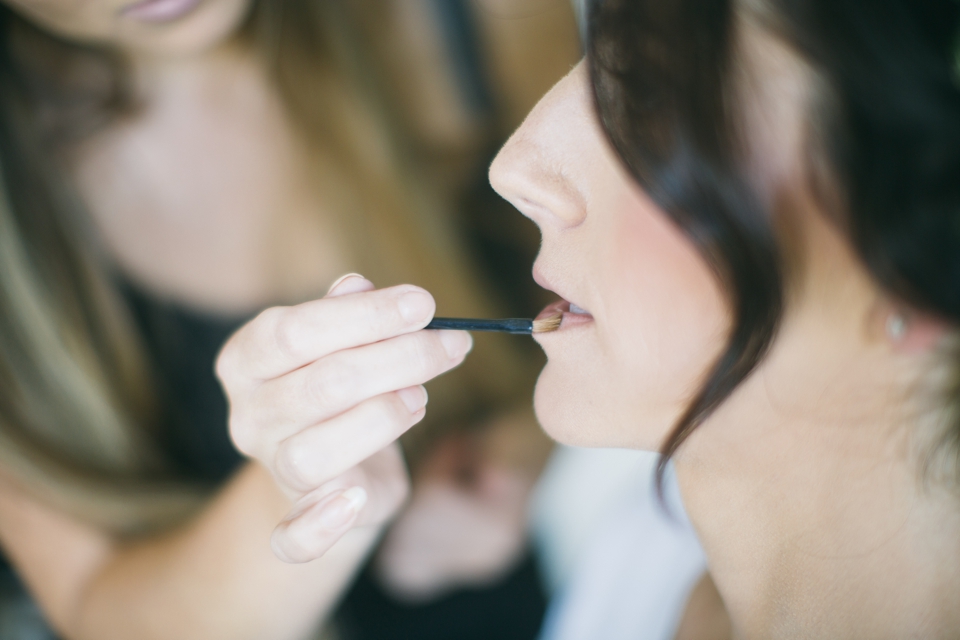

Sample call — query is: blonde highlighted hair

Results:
[0,1,530,534]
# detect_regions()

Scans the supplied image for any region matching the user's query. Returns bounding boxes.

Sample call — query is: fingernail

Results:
[327,273,366,295]
[398,290,434,323]
[439,330,471,359]
[397,385,428,412]
[315,487,367,530]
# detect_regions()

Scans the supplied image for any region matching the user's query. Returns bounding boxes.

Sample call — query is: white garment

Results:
[531,447,706,640]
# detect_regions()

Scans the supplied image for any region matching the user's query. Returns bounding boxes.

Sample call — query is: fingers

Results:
[326,273,375,298]
[272,388,428,493]
[248,329,471,438]
[271,445,410,563]
[271,486,368,563]
[218,282,438,383]
[216,274,435,562]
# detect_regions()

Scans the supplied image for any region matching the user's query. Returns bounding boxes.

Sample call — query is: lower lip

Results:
[536,299,594,332]
[121,0,203,23]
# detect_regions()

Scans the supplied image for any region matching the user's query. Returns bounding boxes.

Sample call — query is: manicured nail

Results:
[438,330,472,359]
[397,385,428,412]
[327,273,366,295]
[315,487,367,530]
[398,290,434,323]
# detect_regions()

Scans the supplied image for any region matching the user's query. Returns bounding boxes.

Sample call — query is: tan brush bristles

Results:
[532,313,563,334]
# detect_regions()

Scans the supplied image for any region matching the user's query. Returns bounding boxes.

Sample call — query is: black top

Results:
[122,282,247,485]
[0,282,249,640]
[126,284,548,640]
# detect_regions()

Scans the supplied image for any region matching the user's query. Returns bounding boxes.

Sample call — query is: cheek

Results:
[540,187,729,450]
[603,191,729,443]
[606,189,729,394]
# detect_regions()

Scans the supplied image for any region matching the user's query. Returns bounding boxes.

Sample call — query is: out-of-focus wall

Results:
[350,0,581,186]
[348,0,582,320]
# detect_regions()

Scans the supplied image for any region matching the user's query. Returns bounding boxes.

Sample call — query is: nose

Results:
[489,62,591,230]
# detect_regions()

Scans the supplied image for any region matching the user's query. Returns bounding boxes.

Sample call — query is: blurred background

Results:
[0,1,582,639]
[0,1,709,639]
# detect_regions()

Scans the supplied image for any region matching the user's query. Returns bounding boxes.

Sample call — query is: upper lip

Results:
[533,263,590,315]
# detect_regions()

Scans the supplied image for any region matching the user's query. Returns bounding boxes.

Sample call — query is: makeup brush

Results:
[426,314,562,335]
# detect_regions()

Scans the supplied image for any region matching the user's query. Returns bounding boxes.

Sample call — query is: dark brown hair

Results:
[586,0,960,492]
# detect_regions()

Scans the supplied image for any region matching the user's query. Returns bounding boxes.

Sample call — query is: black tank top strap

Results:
[120,279,249,484]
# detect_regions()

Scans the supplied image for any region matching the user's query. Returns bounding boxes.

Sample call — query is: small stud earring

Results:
[886,313,908,341]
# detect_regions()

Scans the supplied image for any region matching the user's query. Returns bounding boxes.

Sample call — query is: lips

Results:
[121,0,202,23]
[535,299,594,332]
[532,266,594,332]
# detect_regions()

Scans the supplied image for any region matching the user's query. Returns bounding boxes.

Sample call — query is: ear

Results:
[868,297,951,353]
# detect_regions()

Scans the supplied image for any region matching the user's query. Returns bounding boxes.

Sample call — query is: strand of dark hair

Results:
[588,0,960,502]
[587,0,784,501]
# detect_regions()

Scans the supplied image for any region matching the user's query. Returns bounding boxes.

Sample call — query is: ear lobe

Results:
[866,296,952,353]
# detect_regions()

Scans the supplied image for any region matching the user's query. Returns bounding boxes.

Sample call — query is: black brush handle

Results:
[425,317,533,334]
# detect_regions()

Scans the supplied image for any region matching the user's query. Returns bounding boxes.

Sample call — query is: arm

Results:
[0,275,469,640]
[0,462,376,640]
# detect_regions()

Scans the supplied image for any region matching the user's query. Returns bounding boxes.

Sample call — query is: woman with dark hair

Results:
[485,0,960,635]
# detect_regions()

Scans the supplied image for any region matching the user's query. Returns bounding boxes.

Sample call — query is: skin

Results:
[488,25,960,640]
[6,0,251,57]
[490,62,729,452]
[0,0,540,638]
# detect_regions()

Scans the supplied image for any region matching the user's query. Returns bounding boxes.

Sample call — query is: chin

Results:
[119,0,251,57]
[533,366,617,448]
[532,363,674,452]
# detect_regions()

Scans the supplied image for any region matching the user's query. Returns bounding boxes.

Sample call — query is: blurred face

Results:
[4,0,251,57]
[489,63,730,450]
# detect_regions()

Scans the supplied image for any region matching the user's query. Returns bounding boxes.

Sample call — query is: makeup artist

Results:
[0,1,573,638]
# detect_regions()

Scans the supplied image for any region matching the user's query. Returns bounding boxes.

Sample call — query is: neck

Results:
[679,414,960,638]
[674,296,960,638]
[124,37,250,103]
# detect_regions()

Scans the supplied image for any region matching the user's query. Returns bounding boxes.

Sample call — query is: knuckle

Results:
[267,307,303,362]
[228,416,258,457]
[406,334,447,377]
[369,393,412,434]
[306,360,353,410]
[371,285,425,332]
[366,292,402,334]
[214,341,236,385]
[276,438,326,492]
